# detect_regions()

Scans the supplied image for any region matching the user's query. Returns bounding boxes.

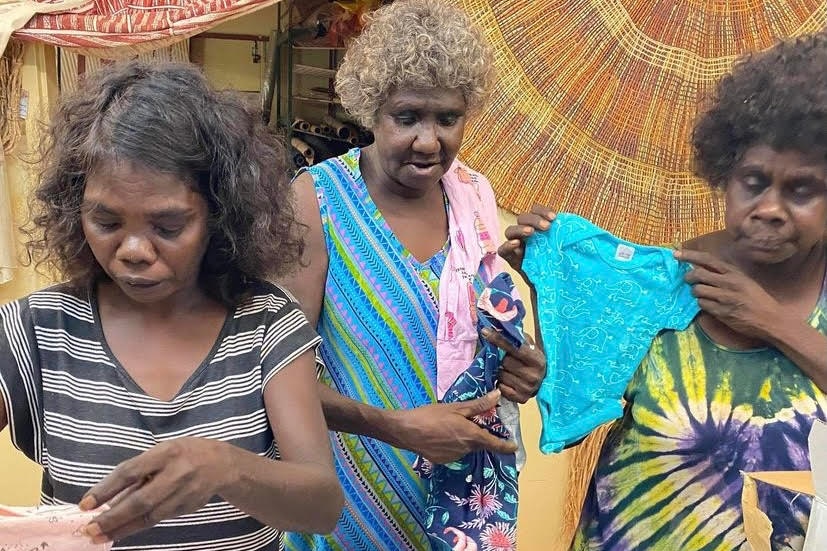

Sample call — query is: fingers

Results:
[86,506,153,544]
[86,475,180,543]
[498,383,523,404]
[482,328,546,403]
[500,348,545,401]
[500,208,556,271]
[498,372,534,404]
[690,283,725,301]
[80,452,164,512]
[697,297,718,311]
[674,249,732,274]
[457,389,501,417]
[530,204,556,218]
[482,328,544,363]
[427,391,518,462]
[472,426,518,455]
[513,213,552,234]
[497,238,524,261]
[503,224,530,241]
[503,205,556,240]
[80,445,175,542]
[522,204,556,225]
[481,327,518,354]
[684,267,729,287]
[499,230,527,271]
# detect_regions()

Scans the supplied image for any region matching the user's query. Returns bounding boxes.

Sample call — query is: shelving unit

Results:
[264,0,372,170]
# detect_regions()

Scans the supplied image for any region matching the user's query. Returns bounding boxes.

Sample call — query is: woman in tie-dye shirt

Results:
[503,34,827,550]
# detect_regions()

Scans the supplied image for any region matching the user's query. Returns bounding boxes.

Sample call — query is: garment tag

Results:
[615,244,635,261]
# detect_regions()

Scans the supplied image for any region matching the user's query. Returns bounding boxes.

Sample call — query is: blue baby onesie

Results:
[523,213,699,454]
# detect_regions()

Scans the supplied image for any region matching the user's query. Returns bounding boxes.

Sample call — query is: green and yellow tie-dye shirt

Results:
[573,278,827,551]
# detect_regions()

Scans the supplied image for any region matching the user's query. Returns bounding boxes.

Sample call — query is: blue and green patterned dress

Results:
[284,149,489,551]
[573,273,827,550]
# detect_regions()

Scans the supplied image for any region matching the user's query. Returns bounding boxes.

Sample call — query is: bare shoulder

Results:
[292,171,317,205]
[279,170,327,324]
[291,171,324,241]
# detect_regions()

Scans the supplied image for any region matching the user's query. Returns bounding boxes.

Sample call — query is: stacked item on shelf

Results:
[288,116,373,168]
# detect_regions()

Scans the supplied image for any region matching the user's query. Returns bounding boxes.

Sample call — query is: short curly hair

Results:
[335,0,494,128]
[25,60,302,306]
[693,33,827,188]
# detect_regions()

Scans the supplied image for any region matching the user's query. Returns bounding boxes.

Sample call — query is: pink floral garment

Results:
[0,504,113,551]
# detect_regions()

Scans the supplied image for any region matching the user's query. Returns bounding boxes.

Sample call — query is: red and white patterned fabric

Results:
[13,0,282,51]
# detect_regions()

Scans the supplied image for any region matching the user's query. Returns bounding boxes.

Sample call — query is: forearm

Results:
[319,382,517,465]
[317,383,408,448]
[218,440,343,534]
[766,316,827,392]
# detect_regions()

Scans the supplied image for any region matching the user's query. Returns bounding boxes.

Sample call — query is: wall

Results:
[190,5,279,92]
[0,42,57,507]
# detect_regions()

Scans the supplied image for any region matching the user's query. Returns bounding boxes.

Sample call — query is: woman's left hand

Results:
[677,249,780,340]
[81,437,234,543]
[482,328,546,403]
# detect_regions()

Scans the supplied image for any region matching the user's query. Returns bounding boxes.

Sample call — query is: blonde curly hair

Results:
[336,0,494,128]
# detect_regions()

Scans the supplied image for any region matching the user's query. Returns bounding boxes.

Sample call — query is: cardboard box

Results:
[742,420,827,551]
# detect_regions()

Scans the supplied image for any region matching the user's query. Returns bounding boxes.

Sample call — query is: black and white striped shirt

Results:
[0,280,321,550]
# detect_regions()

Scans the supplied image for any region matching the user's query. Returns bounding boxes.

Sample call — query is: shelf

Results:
[285,28,347,50]
[291,128,356,145]
[292,43,348,51]
[292,94,341,105]
[272,2,357,167]
[293,64,338,78]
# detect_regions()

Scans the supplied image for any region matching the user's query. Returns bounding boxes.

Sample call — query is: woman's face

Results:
[725,144,827,265]
[81,161,211,305]
[370,86,467,195]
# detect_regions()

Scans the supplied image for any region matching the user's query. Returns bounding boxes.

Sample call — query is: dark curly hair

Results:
[25,60,302,306]
[693,33,827,188]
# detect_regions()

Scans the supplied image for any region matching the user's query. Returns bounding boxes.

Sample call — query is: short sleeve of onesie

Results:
[523,213,699,454]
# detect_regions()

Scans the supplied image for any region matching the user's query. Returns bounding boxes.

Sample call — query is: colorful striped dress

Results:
[283,149,491,551]
[572,272,827,551]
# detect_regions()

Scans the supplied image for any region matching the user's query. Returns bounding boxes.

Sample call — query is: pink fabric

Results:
[436,161,510,399]
[0,504,112,550]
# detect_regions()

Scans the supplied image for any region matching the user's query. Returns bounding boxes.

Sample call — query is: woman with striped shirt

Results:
[0,60,343,549]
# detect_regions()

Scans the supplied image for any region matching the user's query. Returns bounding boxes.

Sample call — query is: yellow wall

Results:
[0,42,58,507]
[190,6,278,92]
[0,11,574,549]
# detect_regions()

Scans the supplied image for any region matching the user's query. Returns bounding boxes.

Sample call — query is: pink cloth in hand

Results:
[0,503,112,551]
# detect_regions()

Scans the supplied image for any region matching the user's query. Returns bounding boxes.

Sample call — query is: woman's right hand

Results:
[390,390,517,464]
[81,438,234,543]
[499,205,556,273]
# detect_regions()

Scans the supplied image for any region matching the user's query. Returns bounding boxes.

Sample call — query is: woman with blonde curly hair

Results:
[282,0,546,549]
